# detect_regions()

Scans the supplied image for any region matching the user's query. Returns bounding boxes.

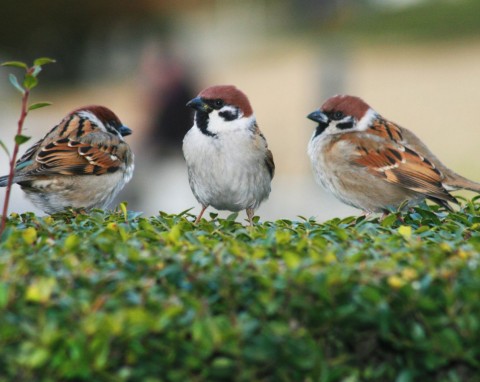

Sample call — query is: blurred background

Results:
[1,0,479,222]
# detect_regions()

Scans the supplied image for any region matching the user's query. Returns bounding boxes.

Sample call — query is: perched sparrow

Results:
[307,95,480,214]
[0,105,134,214]
[183,85,274,225]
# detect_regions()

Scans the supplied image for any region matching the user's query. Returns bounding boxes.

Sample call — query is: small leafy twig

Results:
[0,58,55,237]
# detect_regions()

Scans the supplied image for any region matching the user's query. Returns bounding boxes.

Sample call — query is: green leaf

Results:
[167,224,181,243]
[32,66,42,77]
[0,140,11,157]
[8,73,25,95]
[283,251,301,269]
[119,201,128,222]
[398,225,412,240]
[1,61,28,69]
[25,277,56,303]
[22,227,37,245]
[0,282,9,309]
[396,370,414,382]
[64,234,80,251]
[33,57,56,66]
[15,134,31,145]
[381,213,397,228]
[28,102,52,111]
[23,74,38,90]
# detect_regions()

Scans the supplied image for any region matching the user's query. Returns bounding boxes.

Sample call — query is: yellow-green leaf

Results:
[398,225,412,240]
[387,275,405,289]
[22,227,37,244]
[23,74,38,90]
[119,201,128,222]
[0,282,9,308]
[284,251,301,269]
[26,278,56,303]
[33,57,56,66]
[64,234,80,251]
[28,102,52,111]
[167,224,181,243]
[0,140,10,157]
[1,61,28,69]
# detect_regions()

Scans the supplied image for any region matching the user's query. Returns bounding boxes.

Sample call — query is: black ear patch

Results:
[336,121,354,130]
[219,108,239,121]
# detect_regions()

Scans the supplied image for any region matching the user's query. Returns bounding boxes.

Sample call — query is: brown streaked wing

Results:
[265,149,275,179]
[15,138,43,167]
[368,118,403,142]
[351,136,455,202]
[56,114,100,140]
[16,114,101,169]
[253,122,275,179]
[32,133,126,176]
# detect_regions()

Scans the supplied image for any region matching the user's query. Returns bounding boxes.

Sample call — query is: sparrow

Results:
[307,95,480,214]
[183,85,274,225]
[0,105,134,214]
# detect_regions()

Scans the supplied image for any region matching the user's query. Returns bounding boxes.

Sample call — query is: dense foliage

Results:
[1,199,479,381]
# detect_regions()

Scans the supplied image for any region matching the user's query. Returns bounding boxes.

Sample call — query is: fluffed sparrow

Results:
[307,95,480,214]
[183,85,275,225]
[0,105,134,214]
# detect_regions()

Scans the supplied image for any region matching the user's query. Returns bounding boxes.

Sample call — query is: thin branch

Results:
[0,88,30,236]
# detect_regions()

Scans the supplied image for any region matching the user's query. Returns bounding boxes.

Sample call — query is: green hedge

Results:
[1,199,479,381]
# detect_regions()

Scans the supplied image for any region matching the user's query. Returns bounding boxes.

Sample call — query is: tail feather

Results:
[0,175,8,187]
[444,173,480,193]
[428,196,456,211]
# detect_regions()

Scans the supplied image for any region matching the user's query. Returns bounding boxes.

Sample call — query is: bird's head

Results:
[72,105,132,138]
[307,95,377,138]
[187,85,255,136]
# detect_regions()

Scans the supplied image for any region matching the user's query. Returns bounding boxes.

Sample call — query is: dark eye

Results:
[214,99,224,108]
[333,111,344,120]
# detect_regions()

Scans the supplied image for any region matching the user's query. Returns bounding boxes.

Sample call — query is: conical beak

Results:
[119,125,132,137]
[307,110,329,124]
[186,97,211,112]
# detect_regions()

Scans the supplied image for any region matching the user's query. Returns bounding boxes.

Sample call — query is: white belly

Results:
[183,128,271,211]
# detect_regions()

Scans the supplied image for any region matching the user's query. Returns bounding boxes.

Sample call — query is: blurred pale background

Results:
[1,0,479,222]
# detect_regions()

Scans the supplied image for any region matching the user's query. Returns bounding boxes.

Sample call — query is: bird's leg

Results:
[195,205,208,224]
[70,207,87,217]
[246,208,255,226]
[379,210,404,223]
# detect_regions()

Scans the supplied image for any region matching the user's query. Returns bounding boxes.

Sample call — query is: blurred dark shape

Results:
[0,0,169,82]
[118,43,197,212]
[288,0,356,26]
[139,43,197,157]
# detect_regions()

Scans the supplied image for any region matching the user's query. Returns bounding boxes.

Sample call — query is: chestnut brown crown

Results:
[73,105,122,125]
[199,85,253,117]
[321,95,371,121]
[71,105,131,136]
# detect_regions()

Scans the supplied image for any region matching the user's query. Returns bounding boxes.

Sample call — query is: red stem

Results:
[0,88,30,236]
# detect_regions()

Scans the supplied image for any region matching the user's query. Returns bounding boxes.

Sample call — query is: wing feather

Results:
[265,149,275,179]
[14,113,128,178]
[351,135,456,203]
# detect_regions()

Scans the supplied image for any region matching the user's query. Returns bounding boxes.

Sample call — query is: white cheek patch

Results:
[220,105,241,117]
[325,124,338,135]
[206,112,254,135]
[355,108,377,132]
